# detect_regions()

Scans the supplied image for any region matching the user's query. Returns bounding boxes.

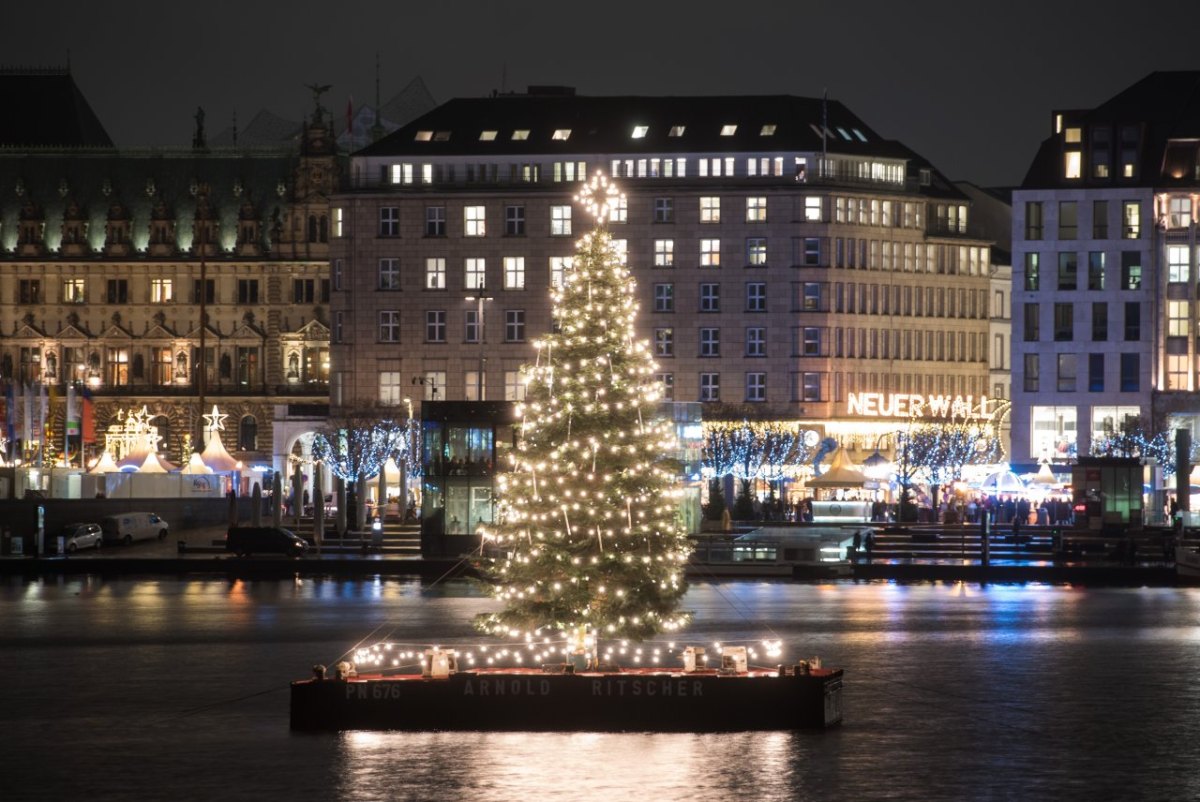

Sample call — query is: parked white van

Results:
[101,512,169,545]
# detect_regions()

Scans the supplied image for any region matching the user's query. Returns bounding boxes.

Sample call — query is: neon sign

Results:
[847,393,991,420]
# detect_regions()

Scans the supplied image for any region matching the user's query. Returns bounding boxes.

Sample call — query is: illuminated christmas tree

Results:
[476,173,692,654]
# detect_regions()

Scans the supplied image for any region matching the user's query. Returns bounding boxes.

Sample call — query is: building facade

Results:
[0,69,338,473]
[1012,72,1200,464]
[329,89,997,463]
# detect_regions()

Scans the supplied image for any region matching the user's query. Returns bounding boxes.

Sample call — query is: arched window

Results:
[307,215,318,243]
[239,415,258,451]
[319,215,329,243]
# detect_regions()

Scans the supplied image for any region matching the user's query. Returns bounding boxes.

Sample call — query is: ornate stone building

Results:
[0,68,338,471]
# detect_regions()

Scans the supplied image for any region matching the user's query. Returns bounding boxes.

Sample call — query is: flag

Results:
[82,394,95,445]
[66,384,80,435]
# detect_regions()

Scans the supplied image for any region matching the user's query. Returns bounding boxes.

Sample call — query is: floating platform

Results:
[290,665,843,731]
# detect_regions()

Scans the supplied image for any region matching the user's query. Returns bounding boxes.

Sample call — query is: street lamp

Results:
[465,295,493,400]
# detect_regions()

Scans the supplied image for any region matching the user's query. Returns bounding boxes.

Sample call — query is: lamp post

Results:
[465,295,493,400]
[400,395,413,515]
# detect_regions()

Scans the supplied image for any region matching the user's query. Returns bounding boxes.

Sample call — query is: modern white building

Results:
[1012,72,1200,464]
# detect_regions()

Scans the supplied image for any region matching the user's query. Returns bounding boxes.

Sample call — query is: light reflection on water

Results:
[4,576,1200,801]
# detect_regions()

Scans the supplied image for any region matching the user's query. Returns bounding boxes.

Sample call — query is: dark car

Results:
[225,526,307,558]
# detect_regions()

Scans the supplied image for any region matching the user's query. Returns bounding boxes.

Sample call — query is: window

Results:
[150,278,173,303]
[745,372,766,402]
[804,238,821,266]
[1057,253,1077,290]
[746,327,766,357]
[1087,252,1105,290]
[425,257,446,290]
[1093,200,1109,239]
[653,239,674,267]
[379,372,403,406]
[1025,202,1043,240]
[656,373,674,401]
[746,237,767,266]
[1064,150,1082,179]
[505,205,525,236]
[552,128,571,140]
[700,373,720,402]
[465,309,481,343]
[379,206,399,236]
[1121,252,1142,290]
[505,370,527,401]
[503,257,525,290]
[464,206,486,237]
[1124,302,1140,341]
[378,311,400,342]
[720,124,737,136]
[105,347,129,386]
[1168,244,1190,283]
[653,283,674,312]
[505,310,525,342]
[550,205,572,236]
[150,347,172,385]
[746,282,767,312]
[654,328,674,357]
[378,258,401,290]
[1058,201,1078,239]
[802,282,820,311]
[699,283,720,312]
[465,369,486,401]
[465,258,486,290]
[700,239,721,267]
[700,328,720,357]
[1120,353,1139,392]
[333,207,344,238]
[700,196,720,223]
[106,279,128,304]
[511,130,529,141]
[1024,353,1039,392]
[1053,303,1074,341]
[288,278,312,303]
[426,310,446,342]
[1122,201,1140,238]
[237,279,259,304]
[801,373,822,402]
[1056,354,1077,392]
[1092,302,1108,341]
[802,327,821,356]
[1023,303,1039,341]
[421,370,446,401]
[746,196,767,222]
[16,278,39,305]
[549,256,572,288]
[804,196,822,222]
[1024,253,1040,291]
[332,259,343,292]
[333,311,344,344]
[1169,197,1193,229]
[610,196,627,223]
[1088,354,1105,392]
[1168,300,1190,337]
[63,278,85,304]
[654,198,674,223]
[425,206,445,236]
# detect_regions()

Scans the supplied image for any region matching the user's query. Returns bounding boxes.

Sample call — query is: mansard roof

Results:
[0,68,114,148]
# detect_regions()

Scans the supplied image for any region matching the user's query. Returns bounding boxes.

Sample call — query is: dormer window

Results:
[668,125,685,137]
[837,127,852,141]
[414,131,433,142]
[632,125,649,139]
[759,125,776,136]
[852,129,868,142]
[479,130,498,141]
[1064,127,1082,144]
[720,125,737,136]
[512,130,530,141]
[433,131,451,142]
[552,129,571,140]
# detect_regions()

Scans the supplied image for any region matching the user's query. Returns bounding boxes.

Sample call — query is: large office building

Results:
[329,88,1000,469]
[1012,72,1200,464]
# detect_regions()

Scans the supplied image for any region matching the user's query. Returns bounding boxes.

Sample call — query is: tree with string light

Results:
[475,172,692,659]
[311,403,408,528]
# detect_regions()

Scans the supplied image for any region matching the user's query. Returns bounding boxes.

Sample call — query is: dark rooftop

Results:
[0,68,114,149]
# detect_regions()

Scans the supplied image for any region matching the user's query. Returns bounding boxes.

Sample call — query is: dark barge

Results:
[291,663,843,732]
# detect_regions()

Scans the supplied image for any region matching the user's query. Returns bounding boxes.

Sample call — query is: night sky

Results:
[5,0,1198,187]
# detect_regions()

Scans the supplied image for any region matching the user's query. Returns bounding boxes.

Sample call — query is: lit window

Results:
[425,258,446,290]
[654,239,674,267]
[333,208,343,237]
[1065,151,1082,179]
[700,196,721,223]
[759,125,776,136]
[746,197,767,222]
[414,131,433,142]
[549,256,572,288]
[504,370,527,402]
[552,129,571,140]
[1064,127,1082,143]
[550,206,572,236]
[632,125,649,138]
[804,196,822,222]
[852,129,867,142]
[503,256,525,290]
[700,239,721,267]
[465,258,486,290]
[464,206,486,237]
[512,130,529,140]
[668,125,685,137]
[720,125,737,136]
[480,130,498,141]
[150,279,173,303]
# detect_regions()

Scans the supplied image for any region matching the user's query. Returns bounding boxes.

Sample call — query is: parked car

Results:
[101,513,169,546]
[59,523,103,553]
[225,526,308,558]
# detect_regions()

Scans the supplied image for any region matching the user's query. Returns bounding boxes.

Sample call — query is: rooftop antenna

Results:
[370,52,386,143]
[232,109,238,147]
[821,88,828,172]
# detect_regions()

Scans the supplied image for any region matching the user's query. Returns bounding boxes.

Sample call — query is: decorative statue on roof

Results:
[193,106,207,150]
[305,83,332,124]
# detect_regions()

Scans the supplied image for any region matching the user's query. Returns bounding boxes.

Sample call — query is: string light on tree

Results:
[476,171,693,660]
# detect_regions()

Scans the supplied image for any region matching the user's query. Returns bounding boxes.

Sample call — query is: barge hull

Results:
[291,669,843,731]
